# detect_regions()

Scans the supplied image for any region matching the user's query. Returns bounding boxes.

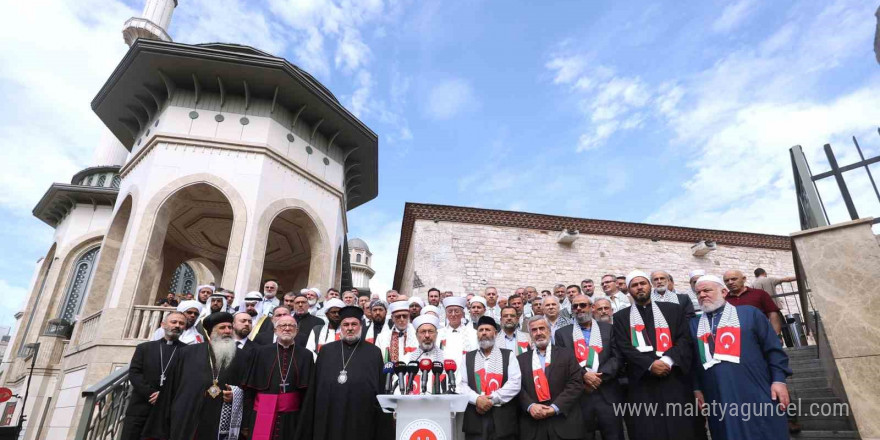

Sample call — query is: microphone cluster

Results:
[382,359,459,395]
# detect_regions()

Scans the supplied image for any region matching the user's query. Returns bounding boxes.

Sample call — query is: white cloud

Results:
[425,78,477,120]
[348,209,402,296]
[712,0,757,33]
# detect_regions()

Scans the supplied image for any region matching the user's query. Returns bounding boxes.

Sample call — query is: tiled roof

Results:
[392,202,791,289]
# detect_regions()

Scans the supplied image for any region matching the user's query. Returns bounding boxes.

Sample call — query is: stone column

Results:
[791,217,880,439]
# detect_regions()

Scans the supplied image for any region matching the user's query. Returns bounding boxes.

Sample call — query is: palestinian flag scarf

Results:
[531,344,552,402]
[629,302,673,356]
[651,290,680,304]
[571,320,603,372]
[473,345,504,396]
[696,304,741,370]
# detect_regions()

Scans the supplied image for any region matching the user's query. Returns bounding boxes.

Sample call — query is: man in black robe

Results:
[297,306,393,440]
[253,306,290,345]
[122,311,186,440]
[242,315,313,440]
[143,312,249,440]
[289,293,323,347]
[613,271,695,440]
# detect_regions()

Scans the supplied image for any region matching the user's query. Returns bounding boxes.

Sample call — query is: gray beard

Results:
[478,338,494,350]
[343,334,361,344]
[419,342,435,352]
[655,286,667,294]
[575,312,591,324]
[534,339,549,350]
[502,322,517,331]
[596,315,612,324]
[211,337,237,370]
[700,298,726,313]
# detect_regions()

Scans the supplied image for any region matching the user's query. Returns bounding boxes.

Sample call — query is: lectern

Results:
[377,394,469,440]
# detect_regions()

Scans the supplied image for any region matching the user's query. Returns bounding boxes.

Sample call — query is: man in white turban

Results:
[151,300,205,344]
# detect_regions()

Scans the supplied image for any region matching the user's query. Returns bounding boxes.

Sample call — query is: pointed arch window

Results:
[356,253,362,263]
[59,246,100,323]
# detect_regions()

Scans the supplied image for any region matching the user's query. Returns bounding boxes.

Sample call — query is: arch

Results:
[82,194,134,316]
[249,198,332,293]
[48,235,105,321]
[10,243,57,358]
[113,173,247,310]
[57,246,101,323]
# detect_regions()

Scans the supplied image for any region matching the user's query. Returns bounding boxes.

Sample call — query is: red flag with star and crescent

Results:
[655,327,673,354]
[714,326,741,358]
[475,369,503,395]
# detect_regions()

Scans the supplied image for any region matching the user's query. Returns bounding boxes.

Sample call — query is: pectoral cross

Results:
[280,382,289,393]
[160,374,166,387]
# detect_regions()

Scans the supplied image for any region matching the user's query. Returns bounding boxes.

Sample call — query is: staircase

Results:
[787,346,859,440]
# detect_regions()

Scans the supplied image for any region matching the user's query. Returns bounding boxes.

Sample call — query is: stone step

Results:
[797,418,853,432]
[786,346,819,358]
[791,430,860,439]
[788,377,830,390]
[792,367,829,380]
[791,387,837,399]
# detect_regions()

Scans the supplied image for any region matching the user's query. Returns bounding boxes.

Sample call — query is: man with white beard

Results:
[650,270,697,319]
[592,298,614,324]
[689,276,791,440]
[460,316,522,440]
[438,296,478,361]
[405,314,445,394]
[144,312,248,440]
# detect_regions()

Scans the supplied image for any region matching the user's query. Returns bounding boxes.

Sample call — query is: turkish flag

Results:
[574,339,589,363]
[714,326,741,357]
[655,327,673,351]
[533,370,551,401]
[478,370,503,394]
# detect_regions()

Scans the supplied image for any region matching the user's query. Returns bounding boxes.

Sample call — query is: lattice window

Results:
[59,246,100,323]
[96,175,107,187]
[111,175,121,189]
[170,263,196,295]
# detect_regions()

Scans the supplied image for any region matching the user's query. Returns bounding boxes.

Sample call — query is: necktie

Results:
[390,329,400,362]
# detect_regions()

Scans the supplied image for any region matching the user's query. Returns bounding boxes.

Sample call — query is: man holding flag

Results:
[612,270,696,440]
[555,295,623,440]
[690,275,791,440]
[459,316,522,440]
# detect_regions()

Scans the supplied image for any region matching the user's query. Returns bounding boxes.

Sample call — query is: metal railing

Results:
[74,367,130,440]
[124,306,174,340]
[790,128,880,230]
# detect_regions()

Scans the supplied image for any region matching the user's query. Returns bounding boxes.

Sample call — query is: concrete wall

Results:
[792,218,880,439]
[401,219,795,297]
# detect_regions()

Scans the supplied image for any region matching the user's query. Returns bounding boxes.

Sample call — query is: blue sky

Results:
[0,0,878,327]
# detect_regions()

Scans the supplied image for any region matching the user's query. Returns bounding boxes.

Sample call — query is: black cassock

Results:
[142,343,248,440]
[122,339,184,440]
[612,301,695,440]
[242,343,313,440]
[295,340,393,440]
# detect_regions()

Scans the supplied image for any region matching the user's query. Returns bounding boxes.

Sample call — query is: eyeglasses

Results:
[572,303,591,310]
[276,324,297,329]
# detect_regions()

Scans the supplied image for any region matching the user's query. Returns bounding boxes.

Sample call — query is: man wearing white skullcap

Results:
[612,270,696,440]
[195,284,214,306]
[689,275,791,440]
[407,314,445,394]
[468,296,488,329]
[304,287,324,316]
[375,300,416,365]
[151,300,205,344]
[305,298,346,357]
[439,296,477,363]
[409,297,424,319]
[650,270,697,319]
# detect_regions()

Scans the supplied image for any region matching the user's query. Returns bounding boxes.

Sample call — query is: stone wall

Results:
[401,219,795,297]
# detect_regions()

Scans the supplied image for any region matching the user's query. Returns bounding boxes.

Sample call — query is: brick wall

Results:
[400,219,795,298]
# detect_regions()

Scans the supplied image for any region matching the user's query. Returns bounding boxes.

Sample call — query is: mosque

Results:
[0,1,377,438]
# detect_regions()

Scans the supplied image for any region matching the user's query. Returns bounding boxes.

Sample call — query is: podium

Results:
[377,394,469,440]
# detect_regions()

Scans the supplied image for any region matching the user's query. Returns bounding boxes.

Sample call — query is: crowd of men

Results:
[125,267,797,440]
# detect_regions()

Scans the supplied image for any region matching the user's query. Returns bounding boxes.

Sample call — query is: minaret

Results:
[122,0,177,46]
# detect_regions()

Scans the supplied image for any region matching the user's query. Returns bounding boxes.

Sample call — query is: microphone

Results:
[382,362,395,394]
[394,362,406,394]
[419,359,432,394]
[444,359,458,394]
[405,361,419,394]
[432,361,444,395]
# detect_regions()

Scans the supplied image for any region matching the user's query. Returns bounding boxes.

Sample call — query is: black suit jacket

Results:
[676,293,697,319]
[612,301,693,384]
[252,318,276,345]
[516,346,585,440]
[126,339,185,417]
[294,313,324,347]
[554,321,623,404]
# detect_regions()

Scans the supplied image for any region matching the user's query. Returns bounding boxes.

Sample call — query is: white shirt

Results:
[260,297,280,317]
[439,324,478,360]
[485,305,502,321]
[459,349,522,406]
[608,292,631,313]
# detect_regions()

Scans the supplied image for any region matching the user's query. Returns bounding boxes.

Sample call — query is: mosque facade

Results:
[0,1,378,439]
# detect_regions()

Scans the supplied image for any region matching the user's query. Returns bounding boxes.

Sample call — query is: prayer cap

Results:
[196,284,215,292]
[625,270,651,289]
[422,305,441,317]
[409,297,425,307]
[696,275,726,288]
[324,298,345,311]
[176,300,203,313]
[369,299,387,310]
[469,296,487,307]
[244,291,263,302]
[339,305,364,321]
[388,300,410,315]
[442,296,467,309]
[203,311,233,334]
[310,287,322,298]
[476,316,500,331]
[413,314,439,330]
[689,269,707,279]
